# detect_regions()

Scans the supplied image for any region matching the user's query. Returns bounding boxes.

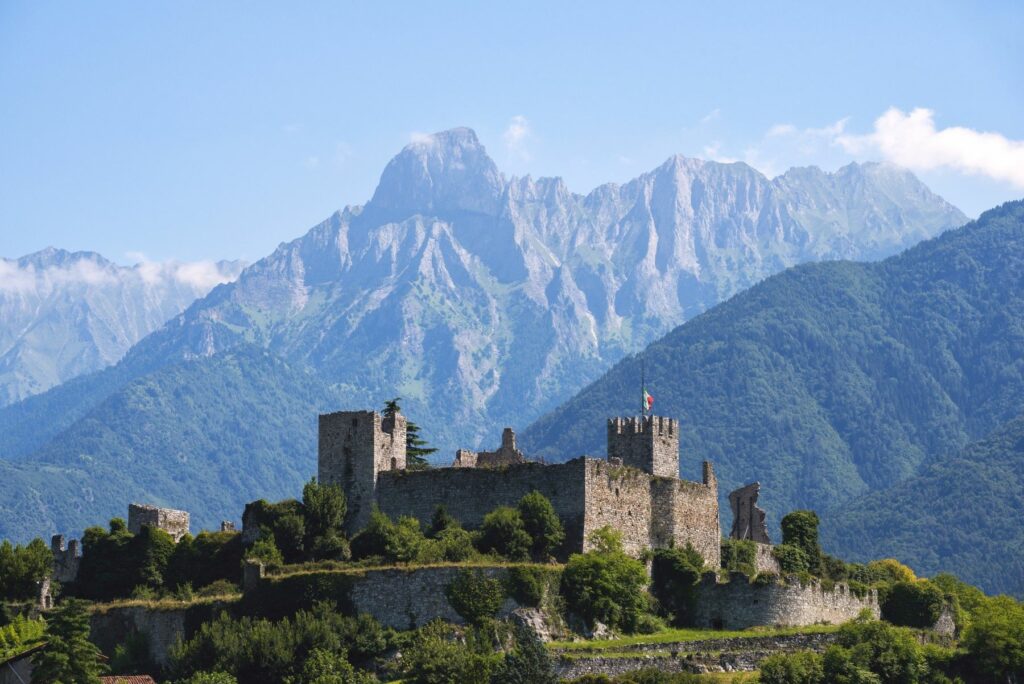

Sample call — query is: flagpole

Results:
[641,357,646,418]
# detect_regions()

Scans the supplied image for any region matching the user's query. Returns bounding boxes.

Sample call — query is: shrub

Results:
[247,535,284,569]
[507,566,559,608]
[401,621,499,684]
[491,622,558,684]
[517,491,565,560]
[196,579,241,597]
[650,545,703,626]
[772,544,810,574]
[834,617,925,684]
[720,538,756,576]
[176,673,239,684]
[477,507,531,561]
[433,527,477,562]
[350,509,427,563]
[866,559,917,584]
[445,569,507,626]
[881,580,945,628]
[0,538,52,601]
[962,595,1024,681]
[759,650,824,684]
[560,527,649,632]
[780,510,821,574]
[427,505,459,538]
[301,478,348,561]
[166,530,244,592]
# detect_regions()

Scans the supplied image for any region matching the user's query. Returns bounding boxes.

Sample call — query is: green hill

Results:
[521,200,1024,594]
[822,415,1024,596]
[0,347,338,541]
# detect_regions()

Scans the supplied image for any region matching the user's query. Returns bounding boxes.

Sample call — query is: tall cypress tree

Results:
[31,599,107,683]
[383,398,436,470]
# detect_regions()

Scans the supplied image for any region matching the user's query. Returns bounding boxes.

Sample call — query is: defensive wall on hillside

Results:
[691,572,879,630]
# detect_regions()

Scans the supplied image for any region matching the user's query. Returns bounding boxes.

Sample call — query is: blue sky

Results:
[2,1,1022,263]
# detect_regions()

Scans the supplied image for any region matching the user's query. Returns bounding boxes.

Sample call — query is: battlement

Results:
[607,415,678,437]
[128,503,190,542]
[607,415,680,478]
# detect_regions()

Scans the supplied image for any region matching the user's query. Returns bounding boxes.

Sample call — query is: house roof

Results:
[99,677,158,684]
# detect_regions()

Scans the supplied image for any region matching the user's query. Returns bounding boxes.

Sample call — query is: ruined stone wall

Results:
[50,535,81,583]
[348,566,521,630]
[453,428,526,468]
[607,416,679,478]
[127,504,190,542]
[90,606,187,667]
[320,410,407,534]
[691,573,879,630]
[754,542,781,574]
[376,459,589,551]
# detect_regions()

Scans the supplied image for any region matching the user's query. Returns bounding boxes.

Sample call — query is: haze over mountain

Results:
[0,248,244,405]
[520,200,1024,595]
[0,127,966,541]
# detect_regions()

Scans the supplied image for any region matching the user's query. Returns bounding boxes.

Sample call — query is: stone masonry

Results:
[50,535,81,583]
[127,503,190,542]
[453,427,527,468]
[318,408,720,565]
[729,482,770,543]
[607,416,679,478]
[319,410,406,533]
[691,572,879,630]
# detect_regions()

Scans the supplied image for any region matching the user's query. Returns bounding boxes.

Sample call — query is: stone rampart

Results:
[376,459,589,552]
[691,573,879,630]
[90,606,187,667]
[348,566,521,630]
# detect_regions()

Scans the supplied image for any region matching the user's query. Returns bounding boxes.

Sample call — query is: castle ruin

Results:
[128,503,190,542]
[318,409,721,565]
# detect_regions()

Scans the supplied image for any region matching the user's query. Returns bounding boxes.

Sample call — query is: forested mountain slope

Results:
[0,347,336,541]
[521,200,1024,595]
[822,415,1024,596]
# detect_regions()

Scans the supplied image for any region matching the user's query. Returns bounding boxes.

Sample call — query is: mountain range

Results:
[0,128,973,565]
[521,200,1024,595]
[0,248,243,405]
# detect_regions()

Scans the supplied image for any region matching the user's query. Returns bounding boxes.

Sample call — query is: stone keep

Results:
[319,409,407,533]
[607,416,679,478]
[127,503,190,542]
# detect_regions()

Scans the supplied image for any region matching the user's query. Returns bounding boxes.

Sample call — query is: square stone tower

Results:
[319,409,407,533]
[607,415,680,478]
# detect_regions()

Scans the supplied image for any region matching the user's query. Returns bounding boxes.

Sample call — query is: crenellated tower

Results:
[319,409,407,533]
[607,415,680,478]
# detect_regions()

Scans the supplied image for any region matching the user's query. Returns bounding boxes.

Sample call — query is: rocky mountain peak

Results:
[367,127,505,220]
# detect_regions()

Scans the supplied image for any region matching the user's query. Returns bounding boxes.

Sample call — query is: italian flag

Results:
[643,388,654,412]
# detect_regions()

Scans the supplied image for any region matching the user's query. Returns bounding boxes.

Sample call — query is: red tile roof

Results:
[99,677,158,684]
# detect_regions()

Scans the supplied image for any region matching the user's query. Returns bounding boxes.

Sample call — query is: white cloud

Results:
[127,253,243,291]
[409,131,436,146]
[836,107,1024,189]
[503,115,532,161]
[700,108,721,124]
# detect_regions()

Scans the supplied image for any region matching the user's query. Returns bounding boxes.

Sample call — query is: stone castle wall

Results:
[376,459,590,551]
[127,503,190,542]
[348,566,521,630]
[753,542,781,574]
[90,606,188,667]
[691,573,879,630]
